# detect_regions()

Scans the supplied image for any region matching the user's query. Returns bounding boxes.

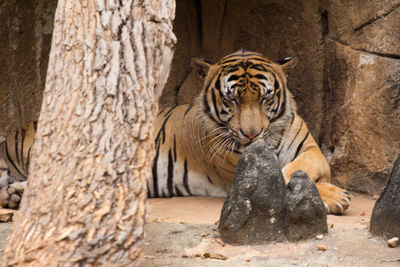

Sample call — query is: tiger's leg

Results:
[282,147,351,215]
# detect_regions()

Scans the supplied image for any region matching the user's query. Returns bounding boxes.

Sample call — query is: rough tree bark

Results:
[1,0,175,265]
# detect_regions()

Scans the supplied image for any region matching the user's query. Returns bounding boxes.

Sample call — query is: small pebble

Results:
[245,258,251,262]
[388,237,399,248]
[0,209,14,222]
[315,234,324,240]
[7,187,15,195]
[10,182,26,194]
[0,189,9,207]
[215,237,225,247]
[10,194,21,204]
[317,245,327,251]
[329,223,334,228]
[8,201,17,209]
[202,252,228,260]
[0,176,9,187]
[201,232,208,237]
[360,211,366,216]
[372,194,379,200]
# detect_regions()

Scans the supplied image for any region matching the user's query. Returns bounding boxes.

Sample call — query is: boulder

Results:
[370,153,400,238]
[218,139,286,245]
[320,39,400,194]
[327,0,400,56]
[285,170,328,241]
[319,1,400,194]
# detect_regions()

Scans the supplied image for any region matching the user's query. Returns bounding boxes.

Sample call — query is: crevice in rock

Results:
[217,0,228,49]
[195,0,203,51]
[353,3,400,33]
[318,8,329,44]
[328,37,400,60]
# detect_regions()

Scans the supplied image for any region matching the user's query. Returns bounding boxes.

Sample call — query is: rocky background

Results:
[0,0,399,194]
[0,0,56,141]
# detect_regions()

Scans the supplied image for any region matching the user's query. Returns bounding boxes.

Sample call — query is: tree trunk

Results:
[1,0,175,265]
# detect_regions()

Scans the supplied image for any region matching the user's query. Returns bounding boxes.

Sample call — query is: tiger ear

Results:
[277,56,298,70]
[191,57,212,76]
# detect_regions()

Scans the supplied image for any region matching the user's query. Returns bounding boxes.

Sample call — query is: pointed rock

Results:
[218,139,286,244]
[285,170,328,241]
[370,153,400,238]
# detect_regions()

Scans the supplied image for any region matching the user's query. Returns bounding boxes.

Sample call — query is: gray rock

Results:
[370,153,400,238]
[218,139,286,245]
[285,170,328,241]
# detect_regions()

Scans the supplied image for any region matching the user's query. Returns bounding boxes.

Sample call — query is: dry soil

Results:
[0,194,399,266]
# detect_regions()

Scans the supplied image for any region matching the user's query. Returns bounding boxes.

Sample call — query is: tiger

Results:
[149,50,351,215]
[0,121,35,208]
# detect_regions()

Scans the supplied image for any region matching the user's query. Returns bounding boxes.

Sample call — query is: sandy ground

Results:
[0,194,399,266]
[140,194,400,266]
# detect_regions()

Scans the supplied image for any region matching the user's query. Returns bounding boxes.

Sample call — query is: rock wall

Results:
[162,0,325,139]
[320,1,400,193]
[0,0,56,141]
[161,0,400,194]
[0,0,399,193]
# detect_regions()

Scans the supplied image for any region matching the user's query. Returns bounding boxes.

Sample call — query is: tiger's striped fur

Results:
[0,121,36,181]
[0,122,35,208]
[150,50,351,214]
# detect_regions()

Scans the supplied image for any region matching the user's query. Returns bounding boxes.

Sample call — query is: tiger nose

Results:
[241,129,261,140]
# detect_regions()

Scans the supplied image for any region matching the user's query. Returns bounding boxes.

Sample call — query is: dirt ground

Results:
[0,194,399,266]
[140,194,400,266]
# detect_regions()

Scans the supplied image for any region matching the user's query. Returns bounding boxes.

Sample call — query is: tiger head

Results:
[194,50,296,146]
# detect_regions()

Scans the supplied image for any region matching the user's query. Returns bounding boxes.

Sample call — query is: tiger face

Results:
[197,50,293,146]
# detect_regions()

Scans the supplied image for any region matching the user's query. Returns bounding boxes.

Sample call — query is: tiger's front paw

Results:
[316,182,351,215]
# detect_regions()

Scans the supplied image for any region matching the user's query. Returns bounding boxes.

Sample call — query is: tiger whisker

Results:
[208,137,226,163]
[209,135,236,164]
[196,127,228,145]
[222,139,234,162]
[208,133,225,154]
[218,137,231,159]
[204,132,231,148]
[208,132,232,162]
